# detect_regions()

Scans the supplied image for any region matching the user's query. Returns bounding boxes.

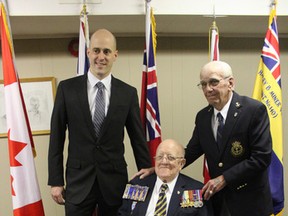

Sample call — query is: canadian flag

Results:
[0,2,45,216]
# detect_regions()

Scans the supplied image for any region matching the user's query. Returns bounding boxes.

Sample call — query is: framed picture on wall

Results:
[0,77,56,137]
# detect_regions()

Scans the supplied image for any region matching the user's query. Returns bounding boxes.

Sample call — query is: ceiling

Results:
[9,14,288,39]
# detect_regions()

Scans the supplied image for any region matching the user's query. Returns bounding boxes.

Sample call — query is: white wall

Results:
[6,0,288,16]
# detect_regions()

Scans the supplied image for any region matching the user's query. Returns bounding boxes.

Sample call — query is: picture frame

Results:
[0,77,56,137]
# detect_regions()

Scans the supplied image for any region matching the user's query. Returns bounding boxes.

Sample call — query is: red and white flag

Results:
[0,2,45,215]
[209,21,220,61]
[140,1,161,166]
[203,20,220,184]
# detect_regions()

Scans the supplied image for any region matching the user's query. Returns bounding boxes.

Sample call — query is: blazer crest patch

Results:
[231,141,244,157]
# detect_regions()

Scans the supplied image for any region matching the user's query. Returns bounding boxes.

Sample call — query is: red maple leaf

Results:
[8,130,27,167]
[10,175,16,196]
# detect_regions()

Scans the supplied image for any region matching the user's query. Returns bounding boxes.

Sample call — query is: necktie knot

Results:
[160,184,168,193]
[96,82,104,90]
[217,112,223,124]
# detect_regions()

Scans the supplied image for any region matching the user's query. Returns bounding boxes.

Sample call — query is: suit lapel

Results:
[76,74,98,140]
[97,76,121,139]
[167,175,186,216]
[204,106,220,155]
[219,93,242,153]
[132,176,156,215]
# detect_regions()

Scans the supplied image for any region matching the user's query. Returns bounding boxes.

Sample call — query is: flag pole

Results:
[80,1,89,47]
[208,5,219,61]
[77,0,90,75]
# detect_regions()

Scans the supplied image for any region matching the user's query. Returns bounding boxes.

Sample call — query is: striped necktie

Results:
[92,82,105,137]
[154,184,168,216]
[216,112,224,148]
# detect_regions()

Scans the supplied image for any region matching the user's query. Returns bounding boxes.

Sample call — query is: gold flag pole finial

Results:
[81,1,88,16]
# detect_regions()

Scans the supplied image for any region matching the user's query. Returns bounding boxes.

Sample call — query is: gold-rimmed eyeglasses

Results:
[154,154,184,162]
[197,77,230,90]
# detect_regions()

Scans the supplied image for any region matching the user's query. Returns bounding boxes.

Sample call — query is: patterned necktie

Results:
[93,82,105,137]
[216,112,224,148]
[154,184,168,216]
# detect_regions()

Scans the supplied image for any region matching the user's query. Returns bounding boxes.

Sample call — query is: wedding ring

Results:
[209,190,213,195]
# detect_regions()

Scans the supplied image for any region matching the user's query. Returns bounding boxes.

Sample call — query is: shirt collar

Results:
[214,92,233,121]
[88,71,112,90]
[155,175,179,194]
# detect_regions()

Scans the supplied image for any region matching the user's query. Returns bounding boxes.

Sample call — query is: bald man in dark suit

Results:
[118,139,213,216]
[185,61,273,216]
[48,29,151,216]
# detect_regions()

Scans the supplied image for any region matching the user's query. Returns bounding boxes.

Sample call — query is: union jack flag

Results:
[140,1,161,166]
[252,3,284,215]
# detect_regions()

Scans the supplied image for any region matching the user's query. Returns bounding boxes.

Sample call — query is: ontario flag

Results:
[203,20,220,184]
[252,3,284,215]
[77,4,90,76]
[0,2,45,216]
[140,1,161,166]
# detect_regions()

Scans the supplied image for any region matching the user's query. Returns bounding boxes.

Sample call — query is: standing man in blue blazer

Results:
[118,139,214,216]
[185,61,273,216]
[133,61,273,216]
[48,29,151,216]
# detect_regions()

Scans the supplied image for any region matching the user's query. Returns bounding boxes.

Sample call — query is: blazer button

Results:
[218,162,223,168]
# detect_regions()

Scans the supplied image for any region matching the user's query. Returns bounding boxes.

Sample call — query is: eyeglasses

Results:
[154,154,184,162]
[197,77,229,89]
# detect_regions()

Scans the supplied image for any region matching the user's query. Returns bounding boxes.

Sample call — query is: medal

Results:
[180,190,203,208]
[122,184,149,201]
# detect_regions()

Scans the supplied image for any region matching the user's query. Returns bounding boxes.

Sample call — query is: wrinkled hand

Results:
[130,167,155,180]
[202,175,226,200]
[51,186,65,205]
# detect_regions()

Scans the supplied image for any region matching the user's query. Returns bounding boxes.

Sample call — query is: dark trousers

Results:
[212,192,231,216]
[65,178,121,216]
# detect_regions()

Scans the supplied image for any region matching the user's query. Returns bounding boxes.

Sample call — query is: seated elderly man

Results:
[118,139,214,216]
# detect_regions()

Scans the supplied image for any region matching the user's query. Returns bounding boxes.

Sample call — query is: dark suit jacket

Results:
[118,174,214,216]
[185,92,273,216]
[48,74,151,205]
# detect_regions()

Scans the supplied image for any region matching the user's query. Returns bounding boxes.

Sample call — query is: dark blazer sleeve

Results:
[119,79,151,169]
[48,81,68,186]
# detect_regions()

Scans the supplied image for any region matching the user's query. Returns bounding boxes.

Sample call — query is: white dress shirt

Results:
[145,175,178,216]
[87,71,111,118]
[212,93,233,139]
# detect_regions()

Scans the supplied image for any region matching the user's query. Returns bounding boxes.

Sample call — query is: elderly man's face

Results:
[200,67,234,111]
[154,141,185,183]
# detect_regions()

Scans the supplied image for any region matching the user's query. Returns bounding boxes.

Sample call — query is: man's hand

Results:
[202,175,226,200]
[130,167,155,180]
[51,186,65,205]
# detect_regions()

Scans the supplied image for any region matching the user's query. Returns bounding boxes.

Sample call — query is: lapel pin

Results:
[234,112,238,117]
